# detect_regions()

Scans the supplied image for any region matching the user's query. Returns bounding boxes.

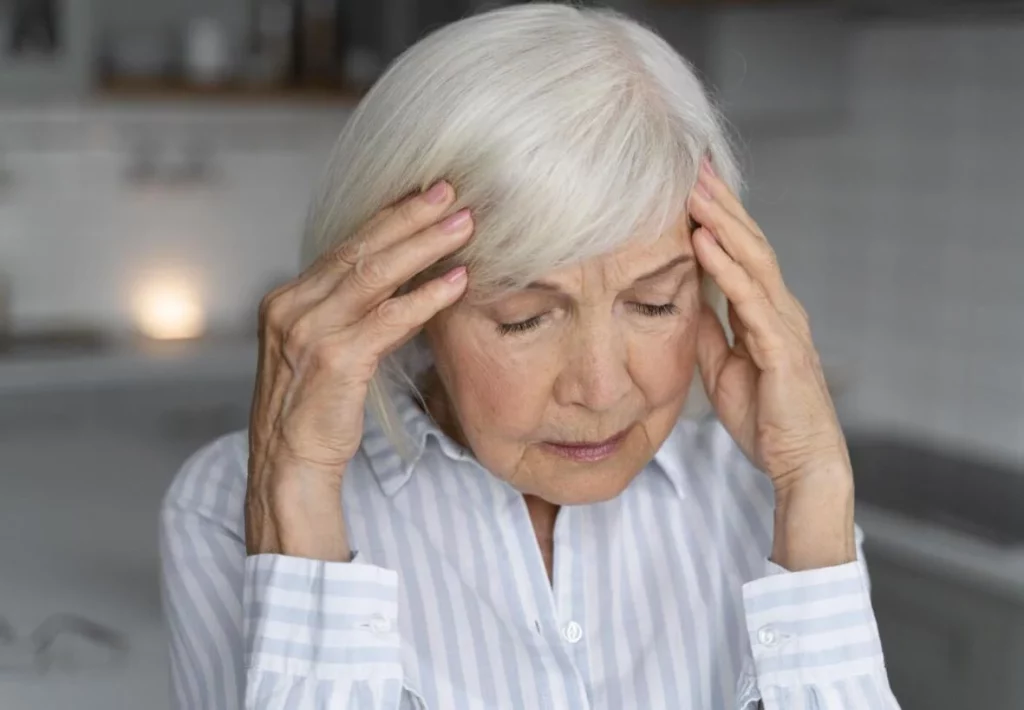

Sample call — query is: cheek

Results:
[629,308,700,403]
[430,319,559,439]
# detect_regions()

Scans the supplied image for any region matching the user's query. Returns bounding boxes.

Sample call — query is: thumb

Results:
[696,302,730,401]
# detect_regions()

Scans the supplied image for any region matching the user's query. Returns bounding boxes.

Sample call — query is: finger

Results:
[727,302,752,361]
[697,303,759,420]
[303,181,457,293]
[324,180,454,268]
[359,266,469,356]
[696,302,732,399]
[689,183,788,306]
[697,165,813,339]
[296,207,473,338]
[338,208,473,312]
[692,226,790,371]
[698,158,762,237]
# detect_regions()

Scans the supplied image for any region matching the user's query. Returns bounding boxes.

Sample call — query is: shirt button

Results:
[561,621,583,644]
[757,626,779,647]
[368,613,392,635]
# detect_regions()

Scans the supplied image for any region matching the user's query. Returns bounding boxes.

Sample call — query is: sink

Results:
[849,436,1024,546]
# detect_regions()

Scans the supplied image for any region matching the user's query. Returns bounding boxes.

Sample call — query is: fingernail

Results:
[694,180,713,201]
[423,181,449,204]
[441,209,471,232]
[702,155,716,177]
[442,266,467,284]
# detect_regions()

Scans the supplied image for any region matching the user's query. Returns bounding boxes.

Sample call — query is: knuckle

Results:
[351,256,387,290]
[258,288,290,330]
[308,338,348,375]
[333,239,363,267]
[757,246,779,272]
[755,332,787,362]
[394,197,428,231]
[375,297,407,329]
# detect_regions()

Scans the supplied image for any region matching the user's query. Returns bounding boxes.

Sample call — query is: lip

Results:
[541,428,631,463]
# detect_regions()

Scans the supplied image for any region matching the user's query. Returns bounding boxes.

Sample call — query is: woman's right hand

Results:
[245,181,472,560]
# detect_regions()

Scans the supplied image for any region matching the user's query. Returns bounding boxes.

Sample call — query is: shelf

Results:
[0,332,258,394]
[94,77,365,106]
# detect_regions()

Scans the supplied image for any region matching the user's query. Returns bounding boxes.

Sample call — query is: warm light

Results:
[131,274,206,340]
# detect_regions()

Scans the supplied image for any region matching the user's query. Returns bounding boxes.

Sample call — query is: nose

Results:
[553,318,632,413]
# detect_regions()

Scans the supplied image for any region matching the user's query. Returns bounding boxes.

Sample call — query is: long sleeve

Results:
[159,435,419,710]
[243,554,409,708]
[740,546,901,709]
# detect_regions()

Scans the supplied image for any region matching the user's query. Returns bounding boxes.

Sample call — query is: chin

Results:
[530,454,647,506]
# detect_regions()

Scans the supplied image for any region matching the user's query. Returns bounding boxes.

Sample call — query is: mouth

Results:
[541,427,631,463]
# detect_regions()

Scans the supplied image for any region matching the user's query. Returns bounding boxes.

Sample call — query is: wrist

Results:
[245,463,350,561]
[771,461,856,571]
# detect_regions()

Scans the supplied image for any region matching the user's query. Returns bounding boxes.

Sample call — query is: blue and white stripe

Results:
[160,391,900,709]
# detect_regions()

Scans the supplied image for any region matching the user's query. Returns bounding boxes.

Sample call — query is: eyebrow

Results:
[525,254,695,292]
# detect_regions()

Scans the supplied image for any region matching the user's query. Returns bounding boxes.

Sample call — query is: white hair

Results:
[301,3,743,449]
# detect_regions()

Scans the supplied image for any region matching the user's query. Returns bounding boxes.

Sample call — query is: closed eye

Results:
[498,303,678,335]
[497,314,544,335]
[631,303,679,317]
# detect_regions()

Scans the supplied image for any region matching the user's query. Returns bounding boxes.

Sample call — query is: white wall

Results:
[0,104,345,334]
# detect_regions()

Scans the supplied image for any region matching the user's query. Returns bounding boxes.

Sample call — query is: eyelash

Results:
[496,303,680,336]
[631,302,679,318]
[497,316,543,336]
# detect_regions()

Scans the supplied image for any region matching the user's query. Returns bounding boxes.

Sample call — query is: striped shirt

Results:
[160,389,899,709]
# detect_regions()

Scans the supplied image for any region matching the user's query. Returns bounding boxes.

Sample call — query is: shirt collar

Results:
[361,388,470,497]
[362,388,692,500]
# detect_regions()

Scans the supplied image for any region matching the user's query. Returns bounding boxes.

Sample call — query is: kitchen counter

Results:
[0,335,258,395]
[858,503,1024,602]
[848,432,1024,709]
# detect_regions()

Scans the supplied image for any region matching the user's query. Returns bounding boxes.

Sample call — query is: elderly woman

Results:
[160,4,899,709]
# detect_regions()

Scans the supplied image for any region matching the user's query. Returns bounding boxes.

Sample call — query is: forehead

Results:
[543,212,693,287]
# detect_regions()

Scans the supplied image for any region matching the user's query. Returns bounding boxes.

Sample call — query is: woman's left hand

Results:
[688,158,855,570]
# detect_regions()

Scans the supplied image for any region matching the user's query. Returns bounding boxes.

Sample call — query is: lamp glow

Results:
[132,275,206,340]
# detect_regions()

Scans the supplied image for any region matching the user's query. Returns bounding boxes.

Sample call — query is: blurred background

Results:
[0,0,1021,708]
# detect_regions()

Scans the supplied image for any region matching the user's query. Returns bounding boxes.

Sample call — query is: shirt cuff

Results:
[742,560,886,690]
[244,553,401,681]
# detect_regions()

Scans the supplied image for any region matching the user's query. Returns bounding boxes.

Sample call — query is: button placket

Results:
[552,509,583,648]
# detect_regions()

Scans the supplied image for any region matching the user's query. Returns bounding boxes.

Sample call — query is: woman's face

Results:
[425,214,701,505]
